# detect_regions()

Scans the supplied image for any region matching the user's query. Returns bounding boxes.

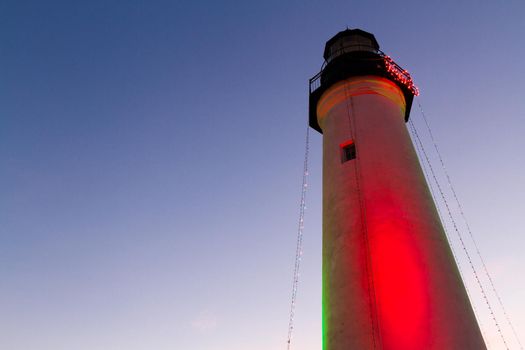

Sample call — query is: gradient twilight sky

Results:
[1,1,524,349]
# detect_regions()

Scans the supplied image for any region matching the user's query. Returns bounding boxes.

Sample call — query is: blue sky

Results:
[1,1,524,349]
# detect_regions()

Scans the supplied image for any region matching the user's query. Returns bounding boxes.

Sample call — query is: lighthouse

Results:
[309,29,486,349]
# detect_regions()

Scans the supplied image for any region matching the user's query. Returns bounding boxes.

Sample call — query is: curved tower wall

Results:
[318,76,486,349]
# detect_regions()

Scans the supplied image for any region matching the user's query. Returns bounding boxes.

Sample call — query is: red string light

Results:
[383,55,420,96]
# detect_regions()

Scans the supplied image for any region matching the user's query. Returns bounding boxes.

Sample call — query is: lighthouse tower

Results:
[309,29,486,350]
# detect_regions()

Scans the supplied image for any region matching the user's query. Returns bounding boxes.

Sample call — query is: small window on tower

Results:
[340,140,356,163]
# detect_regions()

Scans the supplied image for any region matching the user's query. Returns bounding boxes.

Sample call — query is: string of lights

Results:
[383,54,420,96]
[415,100,523,350]
[409,118,509,350]
[286,125,310,350]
